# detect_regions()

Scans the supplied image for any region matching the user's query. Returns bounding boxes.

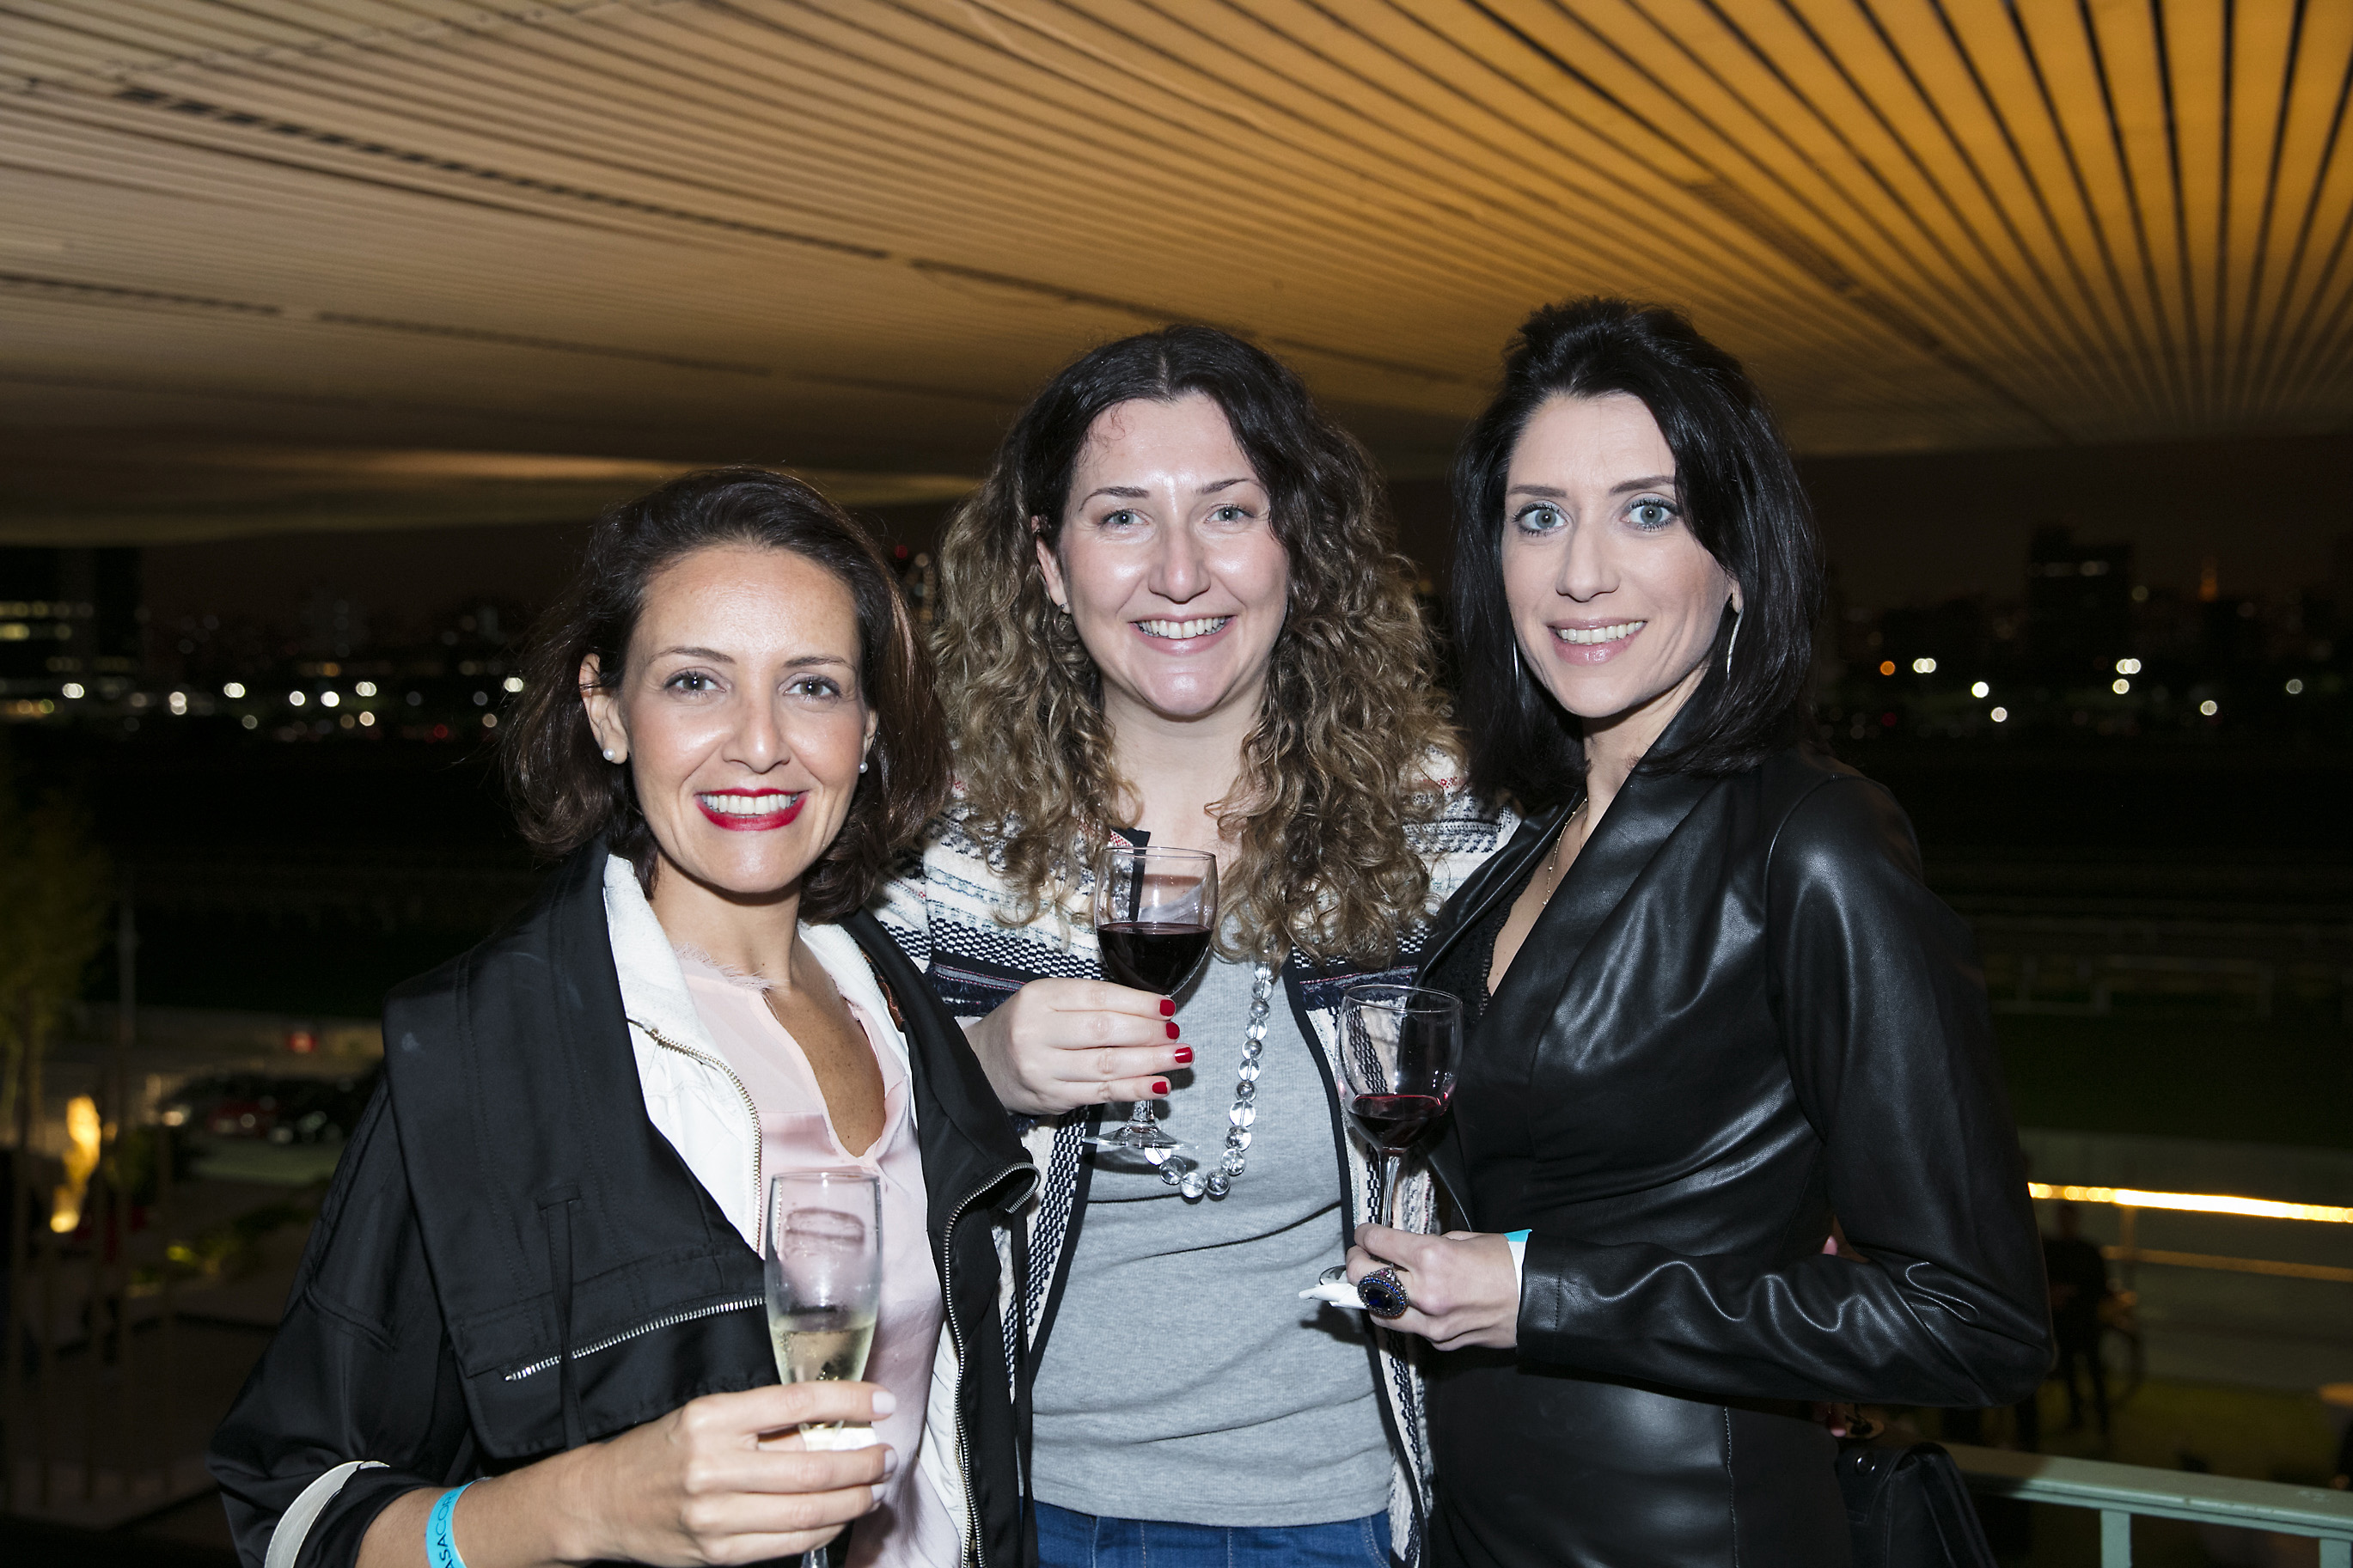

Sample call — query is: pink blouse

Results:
[675,947,959,1568]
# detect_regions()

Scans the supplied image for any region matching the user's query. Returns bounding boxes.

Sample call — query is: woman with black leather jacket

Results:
[210,471,1036,1568]
[1343,299,2051,1567]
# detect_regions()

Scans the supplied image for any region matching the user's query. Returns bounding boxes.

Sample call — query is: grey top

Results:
[1029,952,1392,1526]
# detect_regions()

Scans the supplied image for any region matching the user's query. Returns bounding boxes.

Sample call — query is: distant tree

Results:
[0,770,112,1141]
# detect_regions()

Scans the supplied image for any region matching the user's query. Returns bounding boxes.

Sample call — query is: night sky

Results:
[140,430,2352,633]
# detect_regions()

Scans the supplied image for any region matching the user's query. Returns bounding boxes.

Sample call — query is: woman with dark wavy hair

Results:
[1342,299,2050,1565]
[877,326,1509,1566]
[212,470,1038,1568]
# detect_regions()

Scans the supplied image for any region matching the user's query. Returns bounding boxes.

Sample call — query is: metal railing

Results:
[1949,1442,2353,1567]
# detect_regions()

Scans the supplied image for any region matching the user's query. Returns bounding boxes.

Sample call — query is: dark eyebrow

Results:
[1199,476,1256,495]
[1505,484,1568,499]
[1079,485,1149,504]
[1610,474,1678,495]
[652,649,852,670]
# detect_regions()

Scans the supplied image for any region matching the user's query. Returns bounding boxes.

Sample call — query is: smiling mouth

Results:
[1137,616,1232,640]
[1553,619,1647,645]
[696,790,805,830]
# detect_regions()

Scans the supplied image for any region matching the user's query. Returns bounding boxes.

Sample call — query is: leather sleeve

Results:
[1515,776,2052,1406]
[208,1081,474,1568]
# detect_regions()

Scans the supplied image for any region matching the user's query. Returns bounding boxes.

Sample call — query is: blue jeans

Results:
[1036,1500,1392,1567]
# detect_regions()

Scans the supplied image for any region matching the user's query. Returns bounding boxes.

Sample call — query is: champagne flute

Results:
[1085,843,1218,1153]
[1335,983,1463,1229]
[765,1169,883,1568]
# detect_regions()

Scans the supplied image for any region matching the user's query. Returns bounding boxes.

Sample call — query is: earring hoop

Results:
[1724,605,1743,677]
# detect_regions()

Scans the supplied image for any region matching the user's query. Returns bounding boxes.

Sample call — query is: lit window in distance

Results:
[241,715,259,730]
[2112,678,2130,694]
[223,681,246,699]
[168,692,188,715]
[321,690,340,708]
[2286,678,2305,695]
[1910,656,1937,674]
[1989,707,2008,723]
[2199,699,2219,717]
[482,712,498,729]
[1971,681,1990,699]
[359,711,376,727]
[355,680,378,698]
[503,675,524,693]
[61,682,84,699]
[1878,660,1896,676]
[288,691,306,707]
[2115,657,2142,674]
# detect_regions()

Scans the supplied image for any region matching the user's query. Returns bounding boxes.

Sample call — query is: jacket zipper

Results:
[504,1294,764,1381]
[940,1162,1035,1568]
[633,1017,764,1244]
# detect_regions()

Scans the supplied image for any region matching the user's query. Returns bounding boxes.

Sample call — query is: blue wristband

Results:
[1504,1229,1531,1245]
[426,1480,476,1568]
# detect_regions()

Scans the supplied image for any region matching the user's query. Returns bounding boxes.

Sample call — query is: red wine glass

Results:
[1336,983,1463,1228]
[1088,843,1218,1153]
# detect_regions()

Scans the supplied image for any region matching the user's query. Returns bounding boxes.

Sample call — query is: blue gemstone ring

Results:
[1358,1266,1411,1320]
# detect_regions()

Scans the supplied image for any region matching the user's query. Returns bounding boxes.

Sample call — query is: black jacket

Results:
[1416,740,2050,1568]
[209,844,1039,1568]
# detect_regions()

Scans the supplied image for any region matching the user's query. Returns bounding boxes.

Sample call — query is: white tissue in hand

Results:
[1299,1276,1366,1308]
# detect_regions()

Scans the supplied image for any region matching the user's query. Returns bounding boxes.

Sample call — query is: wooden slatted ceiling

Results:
[2,0,2350,537]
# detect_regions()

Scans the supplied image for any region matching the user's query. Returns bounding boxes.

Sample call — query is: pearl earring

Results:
[858,759,869,774]
[602,747,618,762]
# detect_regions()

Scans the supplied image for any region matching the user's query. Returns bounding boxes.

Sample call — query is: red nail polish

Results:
[1159,998,1176,1016]
[1172,1046,1194,1065]
[1151,1079,1170,1095]
[1165,1021,1181,1040]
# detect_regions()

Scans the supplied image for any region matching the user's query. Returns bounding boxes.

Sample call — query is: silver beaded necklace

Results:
[1144,960,1274,1200]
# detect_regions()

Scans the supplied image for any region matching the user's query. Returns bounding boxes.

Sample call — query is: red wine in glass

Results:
[1088,844,1218,1152]
[1335,984,1464,1228]
[1343,1091,1450,1155]
[1097,922,1213,997]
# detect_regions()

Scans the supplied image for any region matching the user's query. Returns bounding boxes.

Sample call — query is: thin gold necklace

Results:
[1537,796,1591,909]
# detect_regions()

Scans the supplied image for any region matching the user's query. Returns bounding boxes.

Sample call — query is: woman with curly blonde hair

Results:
[877,326,1511,1568]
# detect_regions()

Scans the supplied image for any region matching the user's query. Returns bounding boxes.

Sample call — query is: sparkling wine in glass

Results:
[1087,843,1218,1153]
[764,1168,883,1537]
[1336,983,1464,1229]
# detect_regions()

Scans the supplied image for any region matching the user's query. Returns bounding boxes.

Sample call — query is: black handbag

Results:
[1837,1437,1999,1568]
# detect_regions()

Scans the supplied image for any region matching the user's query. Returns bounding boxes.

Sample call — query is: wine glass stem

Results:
[1372,1151,1398,1229]
[1128,1096,1157,1135]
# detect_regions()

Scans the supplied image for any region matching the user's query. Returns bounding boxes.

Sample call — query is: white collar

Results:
[602,852,908,1069]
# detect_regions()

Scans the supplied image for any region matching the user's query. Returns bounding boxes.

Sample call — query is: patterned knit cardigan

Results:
[871,776,1513,1565]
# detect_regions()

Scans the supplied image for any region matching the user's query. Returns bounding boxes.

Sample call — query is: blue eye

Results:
[1629,497,1678,529]
[1513,503,1565,534]
[1102,509,1141,528]
[1210,503,1249,522]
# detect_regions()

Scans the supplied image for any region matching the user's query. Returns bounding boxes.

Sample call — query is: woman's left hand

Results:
[1346,1224,1519,1351]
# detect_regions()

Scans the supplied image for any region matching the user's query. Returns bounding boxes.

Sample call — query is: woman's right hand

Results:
[961,978,1188,1117]
[361,1382,895,1568]
[560,1382,894,1565]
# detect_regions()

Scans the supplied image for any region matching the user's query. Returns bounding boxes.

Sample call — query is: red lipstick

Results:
[696,789,805,832]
